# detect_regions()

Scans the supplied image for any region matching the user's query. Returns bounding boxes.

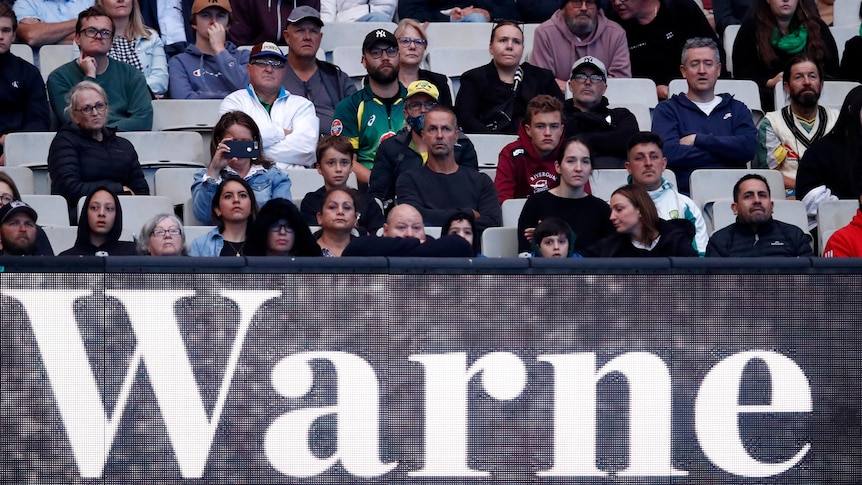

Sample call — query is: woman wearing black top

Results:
[455,21,563,134]
[586,184,698,257]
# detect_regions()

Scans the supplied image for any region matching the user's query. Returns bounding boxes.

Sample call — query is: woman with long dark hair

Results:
[315,188,359,257]
[585,184,698,257]
[190,175,258,257]
[517,135,615,256]
[732,0,839,111]
[191,111,292,224]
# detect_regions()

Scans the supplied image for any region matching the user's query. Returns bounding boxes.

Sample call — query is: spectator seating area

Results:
[5,17,861,256]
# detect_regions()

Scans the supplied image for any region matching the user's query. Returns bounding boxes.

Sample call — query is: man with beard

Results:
[331,28,407,185]
[530,0,630,92]
[652,37,756,195]
[706,174,812,257]
[395,106,501,233]
[563,56,638,168]
[221,41,319,169]
[754,56,838,199]
[0,201,45,256]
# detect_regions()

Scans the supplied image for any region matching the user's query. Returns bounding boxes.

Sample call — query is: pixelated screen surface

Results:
[1,271,860,483]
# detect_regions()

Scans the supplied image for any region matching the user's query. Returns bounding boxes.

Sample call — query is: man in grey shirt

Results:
[281,6,356,135]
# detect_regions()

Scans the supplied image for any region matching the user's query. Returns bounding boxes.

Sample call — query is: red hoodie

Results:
[494,123,561,205]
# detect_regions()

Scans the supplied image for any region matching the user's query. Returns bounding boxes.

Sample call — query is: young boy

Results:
[531,217,578,258]
[301,136,385,235]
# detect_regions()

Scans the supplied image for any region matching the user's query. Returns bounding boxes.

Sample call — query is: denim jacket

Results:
[191,165,293,224]
[189,227,223,257]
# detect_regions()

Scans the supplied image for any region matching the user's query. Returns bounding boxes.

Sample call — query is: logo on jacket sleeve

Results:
[331,119,343,136]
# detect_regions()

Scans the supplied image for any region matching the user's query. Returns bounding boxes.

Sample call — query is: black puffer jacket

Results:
[706,218,813,257]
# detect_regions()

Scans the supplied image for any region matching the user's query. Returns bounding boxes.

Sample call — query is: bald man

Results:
[343,203,472,257]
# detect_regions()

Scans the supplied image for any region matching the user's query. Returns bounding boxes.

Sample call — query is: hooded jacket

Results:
[824,208,862,257]
[167,42,250,99]
[495,122,561,204]
[530,9,631,81]
[563,96,639,168]
[60,188,137,256]
[652,92,757,194]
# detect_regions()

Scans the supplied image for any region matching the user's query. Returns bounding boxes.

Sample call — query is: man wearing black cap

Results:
[282,6,356,136]
[221,41,319,169]
[0,200,45,256]
[331,28,407,185]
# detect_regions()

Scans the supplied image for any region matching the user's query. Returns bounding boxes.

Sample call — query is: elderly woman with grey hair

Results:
[137,213,187,256]
[47,80,150,221]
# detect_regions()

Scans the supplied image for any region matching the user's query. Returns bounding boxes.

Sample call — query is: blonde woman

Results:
[95,0,168,96]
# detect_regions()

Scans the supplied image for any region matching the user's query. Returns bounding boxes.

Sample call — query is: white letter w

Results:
[6,289,277,479]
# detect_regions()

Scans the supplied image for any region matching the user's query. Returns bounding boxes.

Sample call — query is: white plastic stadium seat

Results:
[711,198,811,242]
[424,22,494,50]
[502,198,527,228]
[0,167,35,195]
[689,169,785,232]
[426,47,490,97]
[3,132,54,168]
[466,133,517,167]
[481,226,518,257]
[37,44,76,82]
[331,46,366,89]
[605,78,659,109]
[118,132,206,168]
[610,102,652,131]
[523,23,540,62]
[21,194,71,226]
[41,225,78,254]
[11,44,34,64]
[723,24,740,75]
[590,169,678,203]
[832,0,862,27]
[816,199,859,255]
[154,167,200,206]
[831,26,859,62]
[320,21,397,56]
[775,80,861,110]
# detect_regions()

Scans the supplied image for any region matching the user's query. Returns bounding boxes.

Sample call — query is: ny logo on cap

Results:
[375,30,386,38]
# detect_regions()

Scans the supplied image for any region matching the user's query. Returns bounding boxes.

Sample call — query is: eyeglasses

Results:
[268,222,295,233]
[0,194,14,205]
[571,73,606,84]
[75,102,108,114]
[250,58,286,69]
[406,100,437,111]
[79,27,114,39]
[570,0,597,6]
[399,37,427,47]
[367,46,398,59]
[153,227,181,237]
